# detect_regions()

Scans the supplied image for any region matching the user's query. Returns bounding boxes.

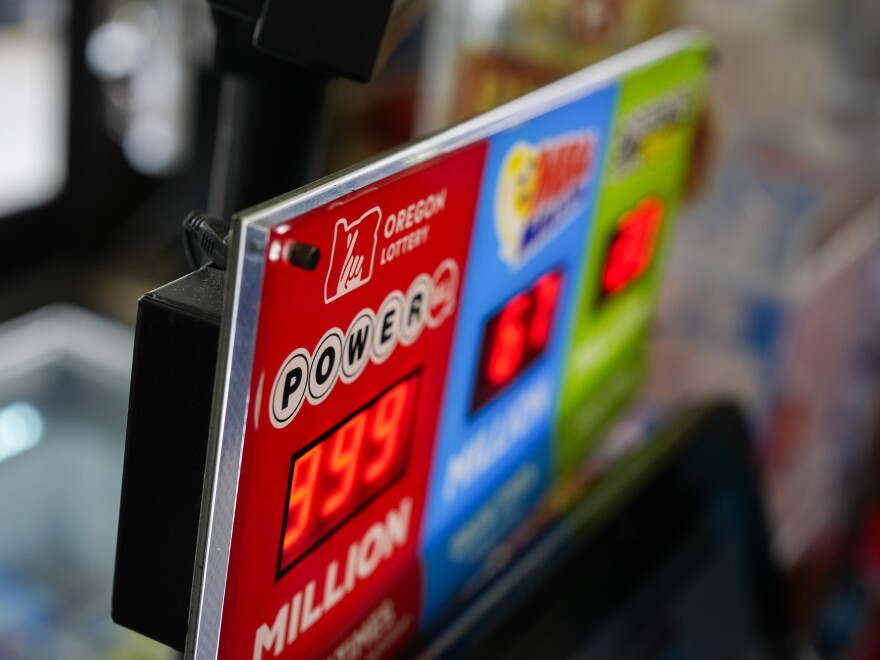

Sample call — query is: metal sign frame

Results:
[187,28,709,657]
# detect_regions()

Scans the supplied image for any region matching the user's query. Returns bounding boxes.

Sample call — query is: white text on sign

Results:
[252,497,413,660]
[271,260,459,428]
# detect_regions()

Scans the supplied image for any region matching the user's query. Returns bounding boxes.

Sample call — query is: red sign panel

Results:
[218,145,487,659]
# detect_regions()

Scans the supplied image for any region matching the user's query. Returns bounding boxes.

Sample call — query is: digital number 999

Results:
[278,373,419,573]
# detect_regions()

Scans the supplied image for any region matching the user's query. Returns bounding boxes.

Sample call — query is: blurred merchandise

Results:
[649,154,880,568]
[642,0,880,581]
[417,0,683,130]
[0,307,173,659]
[638,2,880,649]
[0,0,217,291]
[0,0,68,217]
[682,0,832,140]
[85,0,212,176]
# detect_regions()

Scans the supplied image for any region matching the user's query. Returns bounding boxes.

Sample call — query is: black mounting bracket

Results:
[209,0,397,82]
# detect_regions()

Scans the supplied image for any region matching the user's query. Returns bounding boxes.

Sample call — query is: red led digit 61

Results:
[471,270,563,412]
[278,373,419,575]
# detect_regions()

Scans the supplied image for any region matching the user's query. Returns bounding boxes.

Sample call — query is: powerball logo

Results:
[325,206,382,303]
[495,132,596,266]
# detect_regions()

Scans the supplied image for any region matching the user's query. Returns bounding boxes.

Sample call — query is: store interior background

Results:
[0,0,879,657]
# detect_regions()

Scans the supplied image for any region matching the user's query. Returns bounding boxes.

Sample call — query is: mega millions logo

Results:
[495,132,596,266]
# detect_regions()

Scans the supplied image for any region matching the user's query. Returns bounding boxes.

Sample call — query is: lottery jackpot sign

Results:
[189,30,710,659]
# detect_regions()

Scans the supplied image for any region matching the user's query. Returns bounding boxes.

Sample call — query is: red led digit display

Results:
[601,197,664,297]
[277,371,421,576]
[471,270,563,412]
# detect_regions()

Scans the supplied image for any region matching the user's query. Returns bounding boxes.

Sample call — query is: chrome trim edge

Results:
[188,222,268,658]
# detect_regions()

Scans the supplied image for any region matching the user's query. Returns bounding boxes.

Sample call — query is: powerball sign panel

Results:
[190,30,710,660]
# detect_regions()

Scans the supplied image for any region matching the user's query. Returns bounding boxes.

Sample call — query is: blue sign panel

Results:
[420,83,618,622]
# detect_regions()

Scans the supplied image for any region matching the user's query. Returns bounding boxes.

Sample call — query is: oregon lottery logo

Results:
[495,132,596,266]
[325,206,382,303]
[271,259,460,427]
